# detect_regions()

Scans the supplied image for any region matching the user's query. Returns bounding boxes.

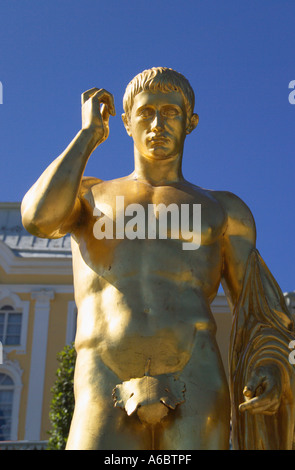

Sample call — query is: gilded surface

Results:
[21,67,295,450]
[113,366,186,425]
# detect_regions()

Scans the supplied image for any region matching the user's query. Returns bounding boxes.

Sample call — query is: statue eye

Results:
[138,108,154,118]
[162,107,179,117]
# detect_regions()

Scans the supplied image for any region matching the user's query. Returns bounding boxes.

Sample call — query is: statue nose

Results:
[151,111,164,131]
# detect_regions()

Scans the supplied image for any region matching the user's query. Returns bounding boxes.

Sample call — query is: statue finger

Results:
[239,393,278,414]
[243,374,264,400]
[95,90,116,116]
[81,87,100,105]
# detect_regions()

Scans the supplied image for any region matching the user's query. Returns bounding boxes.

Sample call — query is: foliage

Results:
[47,343,76,450]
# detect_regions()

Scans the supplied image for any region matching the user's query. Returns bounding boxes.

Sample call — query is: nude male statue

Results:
[21,67,295,450]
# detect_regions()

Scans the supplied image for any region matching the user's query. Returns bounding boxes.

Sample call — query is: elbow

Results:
[21,208,47,238]
[22,213,62,239]
[21,199,53,238]
[21,199,69,239]
[22,219,45,238]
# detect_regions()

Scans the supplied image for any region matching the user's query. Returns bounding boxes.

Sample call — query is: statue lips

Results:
[148,134,169,145]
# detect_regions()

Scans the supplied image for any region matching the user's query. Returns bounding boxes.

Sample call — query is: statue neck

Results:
[133,149,184,186]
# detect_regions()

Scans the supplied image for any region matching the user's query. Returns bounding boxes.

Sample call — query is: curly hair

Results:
[123,67,195,121]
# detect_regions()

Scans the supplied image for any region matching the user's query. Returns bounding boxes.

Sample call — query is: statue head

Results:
[122,67,196,127]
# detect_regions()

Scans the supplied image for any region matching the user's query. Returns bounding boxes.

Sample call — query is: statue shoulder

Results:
[210,189,256,241]
[80,176,103,197]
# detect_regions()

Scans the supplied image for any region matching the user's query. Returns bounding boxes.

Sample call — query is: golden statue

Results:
[21,67,295,450]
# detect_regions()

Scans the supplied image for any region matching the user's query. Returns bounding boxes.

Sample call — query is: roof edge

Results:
[0,202,21,209]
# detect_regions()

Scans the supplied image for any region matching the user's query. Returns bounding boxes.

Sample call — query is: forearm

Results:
[21,127,96,238]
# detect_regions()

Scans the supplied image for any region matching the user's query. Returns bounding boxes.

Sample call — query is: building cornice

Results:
[0,240,72,275]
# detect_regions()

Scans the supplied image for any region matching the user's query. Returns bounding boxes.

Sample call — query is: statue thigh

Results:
[158,380,231,450]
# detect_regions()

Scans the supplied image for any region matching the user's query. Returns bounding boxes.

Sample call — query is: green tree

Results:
[47,343,76,450]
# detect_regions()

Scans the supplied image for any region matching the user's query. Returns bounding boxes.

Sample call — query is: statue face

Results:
[127,90,188,160]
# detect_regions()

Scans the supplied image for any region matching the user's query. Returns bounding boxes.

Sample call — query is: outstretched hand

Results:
[239,364,283,415]
[81,87,116,148]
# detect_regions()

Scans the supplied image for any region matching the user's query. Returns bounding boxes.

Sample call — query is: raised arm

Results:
[21,88,115,238]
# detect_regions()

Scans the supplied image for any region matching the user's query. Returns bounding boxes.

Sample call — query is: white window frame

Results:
[0,288,29,355]
[0,362,23,441]
[0,372,14,440]
[0,305,22,347]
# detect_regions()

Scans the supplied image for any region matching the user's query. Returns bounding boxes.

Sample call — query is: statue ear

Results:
[186,113,199,134]
[122,113,132,136]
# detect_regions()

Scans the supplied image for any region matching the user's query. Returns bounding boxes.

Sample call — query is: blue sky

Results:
[0,0,294,292]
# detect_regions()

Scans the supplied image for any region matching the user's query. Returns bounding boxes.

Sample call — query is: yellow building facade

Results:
[0,202,75,445]
[0,202,293,446]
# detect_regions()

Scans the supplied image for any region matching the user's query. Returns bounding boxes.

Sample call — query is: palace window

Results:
[0,305,22,346]
[0,373,14,441]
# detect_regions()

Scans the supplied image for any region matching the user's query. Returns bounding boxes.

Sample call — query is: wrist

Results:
[79,127,102,152]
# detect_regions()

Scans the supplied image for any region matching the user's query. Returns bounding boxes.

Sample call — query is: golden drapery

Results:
[229,249,295,450]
